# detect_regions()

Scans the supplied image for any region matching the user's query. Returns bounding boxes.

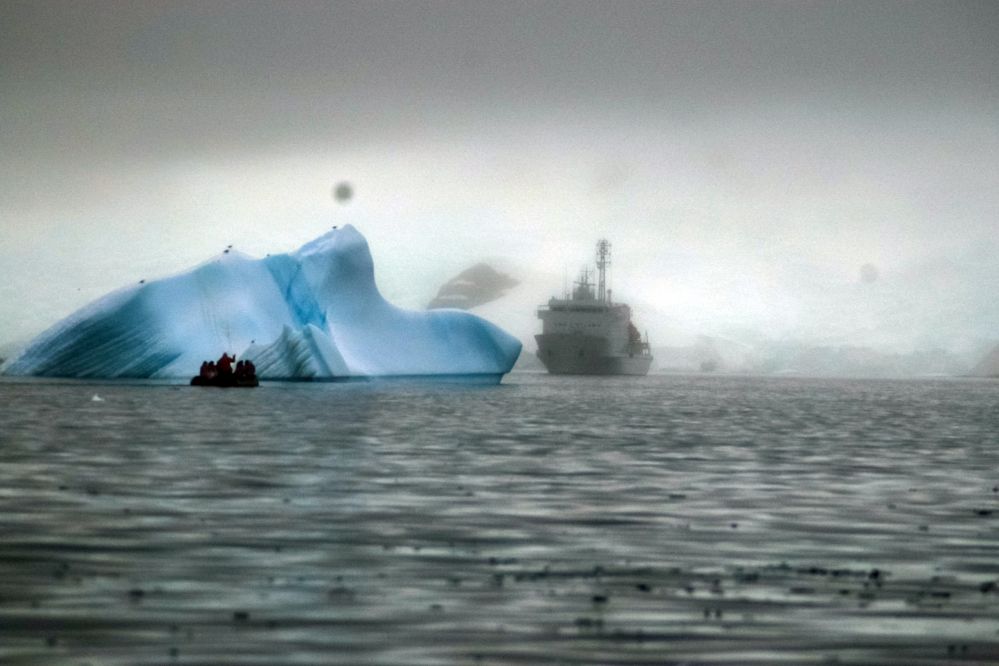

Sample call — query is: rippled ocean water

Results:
[1,373,998,665]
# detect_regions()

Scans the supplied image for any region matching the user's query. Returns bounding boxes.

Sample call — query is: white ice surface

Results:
[2,226,521,380]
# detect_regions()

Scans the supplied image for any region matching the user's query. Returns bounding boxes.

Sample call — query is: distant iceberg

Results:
[2,226,521,381]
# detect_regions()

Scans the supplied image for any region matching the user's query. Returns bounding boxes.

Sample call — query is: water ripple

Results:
[1,375,998,664]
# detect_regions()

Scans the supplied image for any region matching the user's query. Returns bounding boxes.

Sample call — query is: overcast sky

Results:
[2,1,997,352]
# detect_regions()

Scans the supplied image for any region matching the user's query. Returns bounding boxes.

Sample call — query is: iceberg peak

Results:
[293,224,362,258]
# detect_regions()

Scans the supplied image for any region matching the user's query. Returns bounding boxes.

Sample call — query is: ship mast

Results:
[596,239,611,303]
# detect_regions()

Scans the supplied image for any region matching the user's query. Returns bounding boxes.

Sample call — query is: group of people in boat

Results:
[192,352,258,387]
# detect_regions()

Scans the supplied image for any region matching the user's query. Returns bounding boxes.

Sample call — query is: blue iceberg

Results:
[2,226,521,382]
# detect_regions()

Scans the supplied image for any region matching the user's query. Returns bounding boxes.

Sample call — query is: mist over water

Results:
[2,375,998,665]
[2,1,998,359]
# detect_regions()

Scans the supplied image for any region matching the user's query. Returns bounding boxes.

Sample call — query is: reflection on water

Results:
[1,374,998,665]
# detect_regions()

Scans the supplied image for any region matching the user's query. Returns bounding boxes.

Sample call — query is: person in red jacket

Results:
[217,353,234,375]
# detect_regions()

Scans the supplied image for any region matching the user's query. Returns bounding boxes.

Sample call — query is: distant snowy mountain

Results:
[2,226,521,380]
[746,343,968,378]
[427,263,518,310]
[653,335,756,373]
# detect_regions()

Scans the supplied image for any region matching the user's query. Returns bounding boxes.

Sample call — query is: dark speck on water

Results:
[1,374,999,665]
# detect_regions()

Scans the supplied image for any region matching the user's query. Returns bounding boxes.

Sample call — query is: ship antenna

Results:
[596,239,611,303]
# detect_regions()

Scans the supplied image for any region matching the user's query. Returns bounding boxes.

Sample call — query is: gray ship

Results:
[535,240,653,375]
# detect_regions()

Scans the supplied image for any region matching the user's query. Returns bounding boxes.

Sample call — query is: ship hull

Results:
[535,334,653,376]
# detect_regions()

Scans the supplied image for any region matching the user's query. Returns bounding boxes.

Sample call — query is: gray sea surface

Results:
[1,373,998,665]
